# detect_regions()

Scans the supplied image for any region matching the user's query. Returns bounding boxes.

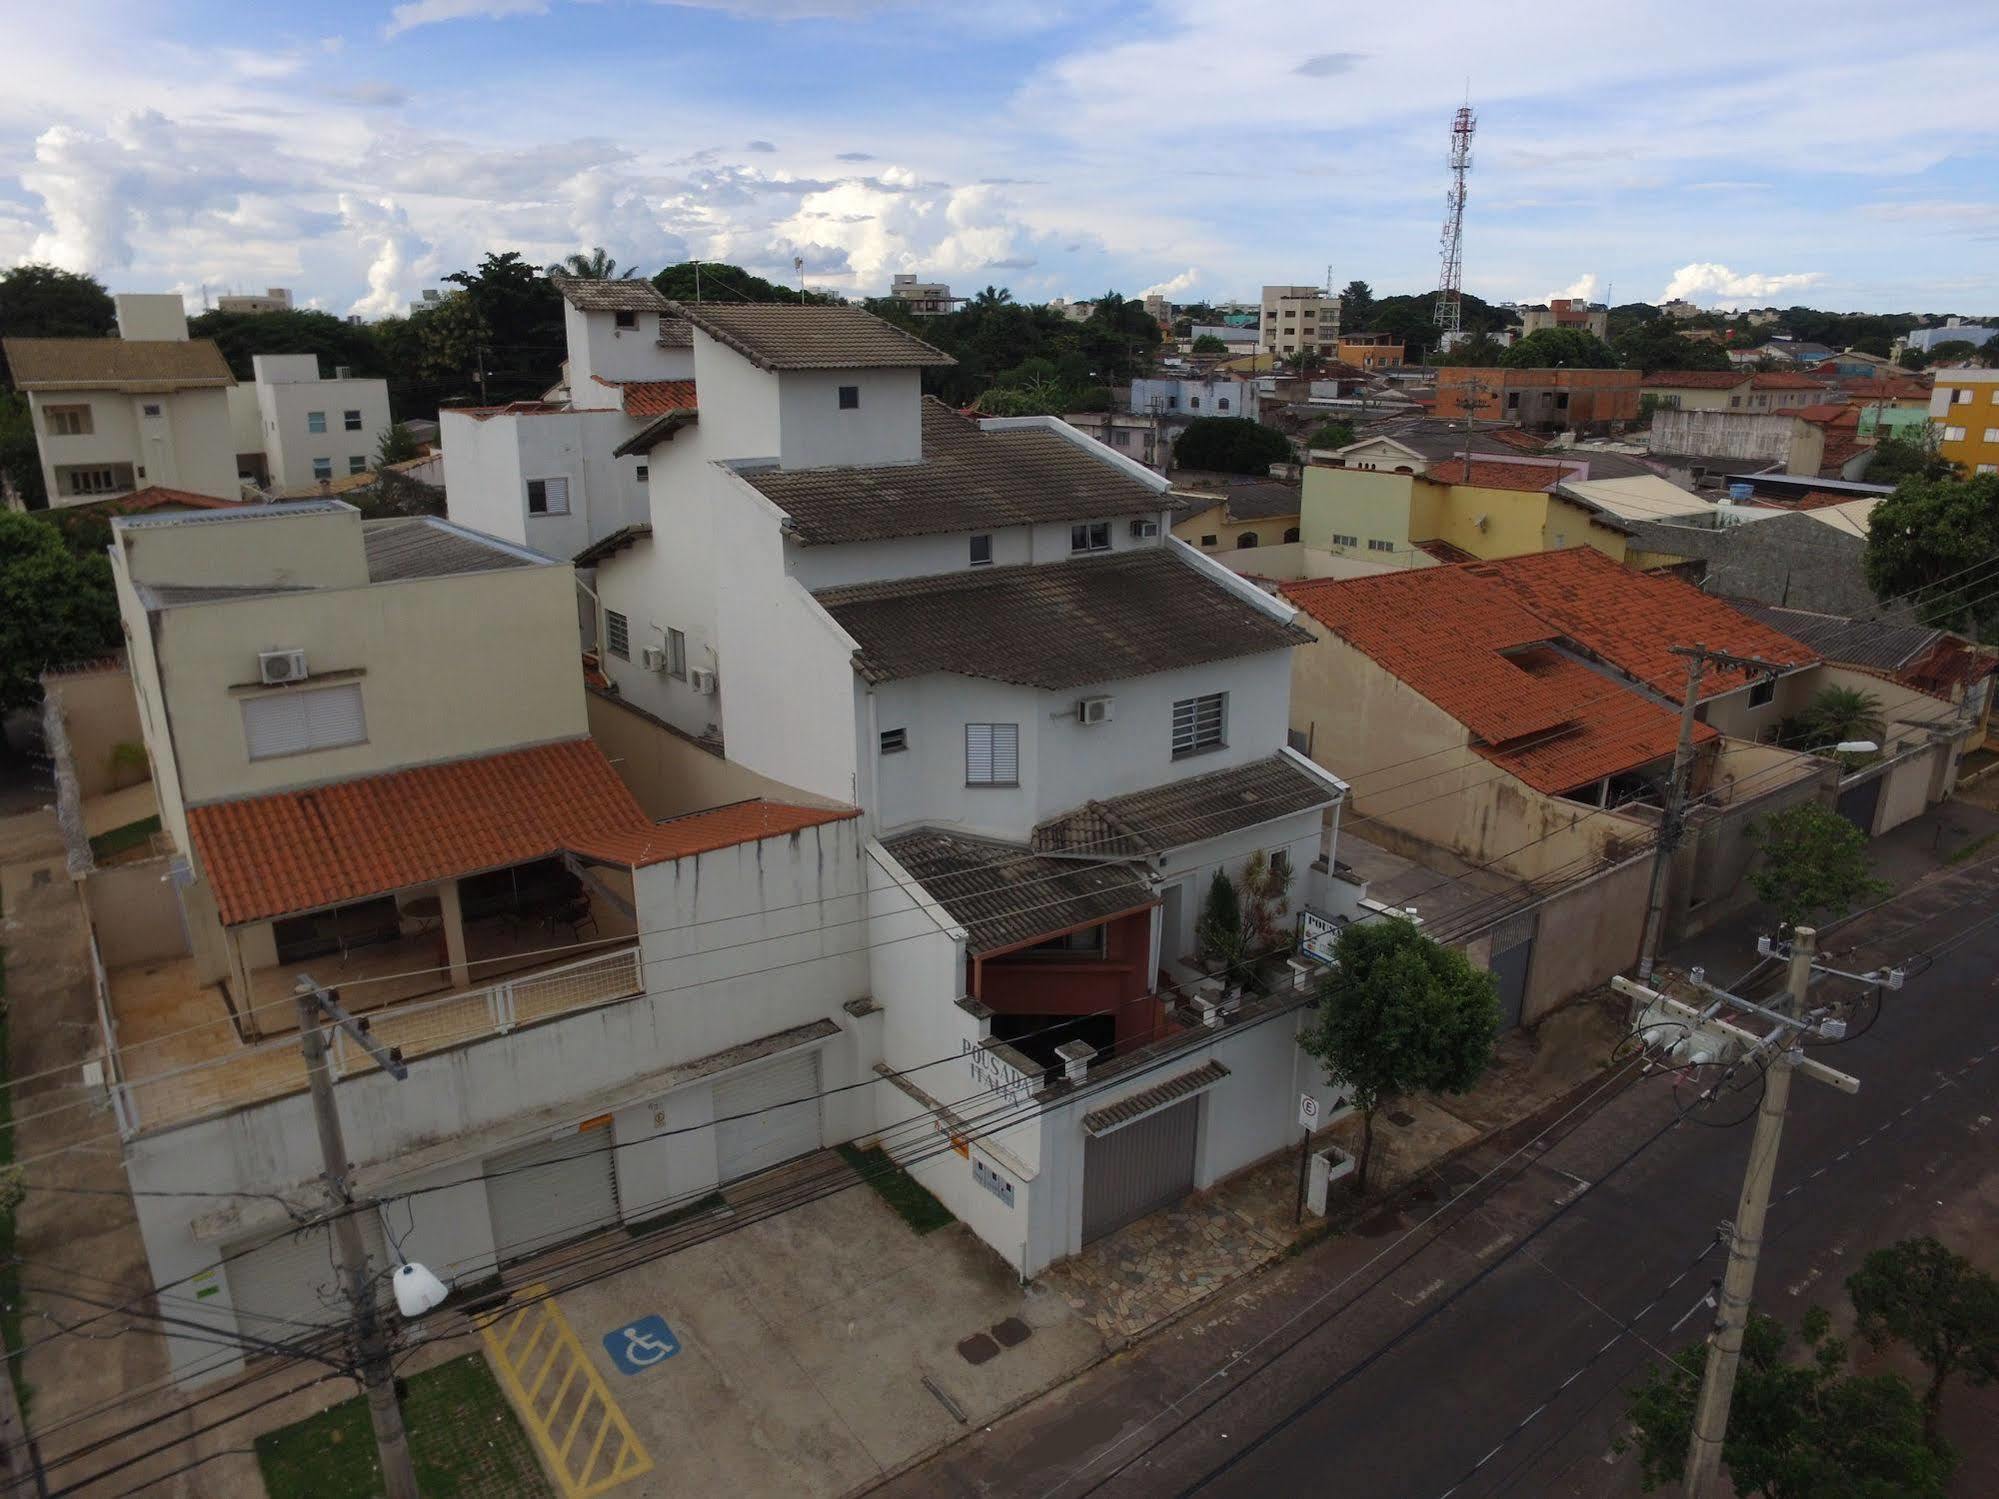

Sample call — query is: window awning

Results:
[1083,1059,1231,1137]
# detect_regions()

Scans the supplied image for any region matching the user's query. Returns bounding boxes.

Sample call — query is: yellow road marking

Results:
[479,1285,652,1499]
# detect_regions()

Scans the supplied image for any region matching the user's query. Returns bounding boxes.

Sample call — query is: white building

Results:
[441,277,693,560]
[3,294,238,505]
[888,273,962,316]
[225,353,394,492]
[1259,285,1341,359]
[1128,377,1251,419]
[591,301,1370,1274]
[214,287,294,315]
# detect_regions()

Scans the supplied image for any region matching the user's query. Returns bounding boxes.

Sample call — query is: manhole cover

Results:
[990,1316,1031,1349]
[956,1333,999,1365]
[1387,1110,1417,1128]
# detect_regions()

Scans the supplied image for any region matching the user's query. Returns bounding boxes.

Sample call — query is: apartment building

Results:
[3,294,237,505]
[1435,366,1642,431]
[1640,370,1825,414]
[214,287,294,315]
[1929,368,1999,474]
[887,273,961,315]
[225,354,393,490]
[1519,299,1609,340]
[1335,333,1404,370]
[1259,285,1341,359]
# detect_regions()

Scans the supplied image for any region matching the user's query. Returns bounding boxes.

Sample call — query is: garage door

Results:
[487,1126,620,1267]
[1082,1096,1199,1244]
[714,1050,821,1184]
[228,1208,389,1351]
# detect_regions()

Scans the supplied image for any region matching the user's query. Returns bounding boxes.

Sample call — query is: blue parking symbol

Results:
[603,1314,680,1374]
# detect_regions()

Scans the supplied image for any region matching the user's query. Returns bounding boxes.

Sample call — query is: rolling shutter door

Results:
[241,684,367,760]
[1082,1096,1199,1244]
[228,1209,389,1351]
[714,1051,821,1184]
[486,1127,620,1266]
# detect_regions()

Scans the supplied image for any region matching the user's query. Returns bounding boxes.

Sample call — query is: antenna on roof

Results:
[794,255,805,304]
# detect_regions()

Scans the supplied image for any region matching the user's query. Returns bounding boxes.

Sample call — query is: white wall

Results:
[440,408,648,558]
[563,305,691,396]
[439,410,530,545]
[252,358,394,490]
[30,387,238,504]
[686,331,781,458]
[776,368,923,469]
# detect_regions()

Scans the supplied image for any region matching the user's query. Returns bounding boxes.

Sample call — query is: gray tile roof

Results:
[362,518,542,581]
[746,400,1167,545]
[573,523,652,566]
[1729,602,1939,673]
[550,277,672,313]
[815,549,1314,690]
[612,409,698,457]
[881,827,1154,956]
[1349,419,1545,462]
[4,337,234,391]
[657,318,693,349]
[1032,754,1339,859]
[1083,1060,1231,1136]
[1207,481,1303,522]
[670,301,955,371]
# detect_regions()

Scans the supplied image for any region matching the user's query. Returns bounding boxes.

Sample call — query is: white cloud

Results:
[1140,268,1200,299]
[339,196,436,317]
[1657,262,1823,305]
[385,0,548,38]
[1548,272,1600,302]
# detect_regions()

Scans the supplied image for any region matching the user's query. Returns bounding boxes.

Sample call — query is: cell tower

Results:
[1435,103,1476,344]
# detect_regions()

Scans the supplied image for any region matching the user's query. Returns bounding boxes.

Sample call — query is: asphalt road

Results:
[874,858,1999,1499]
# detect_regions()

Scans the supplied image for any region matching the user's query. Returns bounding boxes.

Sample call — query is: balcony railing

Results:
[103,944,644,1136]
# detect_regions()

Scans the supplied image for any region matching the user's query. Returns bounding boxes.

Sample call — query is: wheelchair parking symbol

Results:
[603,1314,680,1374]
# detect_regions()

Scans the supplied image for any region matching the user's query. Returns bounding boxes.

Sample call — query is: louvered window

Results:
[1172,693,1226,758]
[965,723,1019,786]
[241,685,367,760]
[605,610,630,661]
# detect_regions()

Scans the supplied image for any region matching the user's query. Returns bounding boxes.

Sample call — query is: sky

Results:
[2,0,1997,320]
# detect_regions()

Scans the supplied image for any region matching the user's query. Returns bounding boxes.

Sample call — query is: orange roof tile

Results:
[90,486,246,513]
[1425,458,1572,492]
[1749,490,1855,512]
[188,739,856,925]
[1484,428,1551,453]
[593,377,699,417]
[1640,370,1748,390]
[1750,371,1827,391]
[1792,403,1858,426]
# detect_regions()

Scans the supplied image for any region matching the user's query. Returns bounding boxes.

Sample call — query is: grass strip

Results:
[837,1142,954,1235]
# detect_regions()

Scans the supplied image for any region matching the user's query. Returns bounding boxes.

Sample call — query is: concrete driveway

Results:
[485,1165,1105,1498]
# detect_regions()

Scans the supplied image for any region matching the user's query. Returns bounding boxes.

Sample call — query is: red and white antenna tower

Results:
[1435,103,1476,344]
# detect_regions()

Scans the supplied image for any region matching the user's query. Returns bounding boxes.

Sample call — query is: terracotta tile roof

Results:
[1792,403,1857,426]
[816,549,1312,690]
[550,277,671,312]
[1485,427,1551,452]
[77,486,245,514]
[1031,754,1340,859]
[1640,370,1748,389]
[614,379,699,417]
[1838,376,1929,400]
[1415,538,1478,563]
[670,301,956,371]
[1745,490,1853,512]
[1900,636,1999,695]
[1818,434,1869,474]
[187,739,855,925]
[451,401,572,420]
[1751,371,1828,391]
[879,827,1154,956]
[743,400,1167,544]
[1425,457,1572,492]
[3,336,234,391]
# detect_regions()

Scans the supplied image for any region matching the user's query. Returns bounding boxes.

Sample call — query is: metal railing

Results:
[117,944,645,1135]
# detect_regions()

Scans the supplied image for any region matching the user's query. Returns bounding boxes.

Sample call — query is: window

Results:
[635,464,649,482]
[1070,521,1110,553]
[965,723,1019,785]
[1166,395,1178,409]
[1979,464,1998,476]
[1331,532,1358,547]
[1111,429,1131,448]
[1024,925,1105,958]
[307,410,327,434]
[527,477,570,515]
[1283,526,1300,543]
[141,402,163,418]
[1944,426,1967,442]
[1172,693,1226,757]
[614,309,637,329]
[343,409,363,431]
[1237,531,1259,549]
[969,533,993,567]
[57,465,128,496]
[838,385,860,410]
[1270,849,1292,878]
[348,455,368,475]
[1555,392,1570,410]
[312,457,333,481]
[605,610,630,661]
[1367,538,1394,552]
[241,684,367,760]
[656,627,685,678]
[1218,397,1231,411]
[1749,678,1776,708]
[1552,532,1566,548]
[1729,395,1742,408]
[1954,388,1973,404]
[1189,396,1201,410]
[1984,429,1999,444]
[1200,534,1218,547]
[43,405,92,436]
[879,727,908,754]
[1506,392,1520,410]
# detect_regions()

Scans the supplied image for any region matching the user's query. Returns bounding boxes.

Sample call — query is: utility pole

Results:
[1636,644,1786,981]
[295,978,421,1499]
[474,346,489,407]
[0,1330,48,1499]
[1614,927,1873,1498]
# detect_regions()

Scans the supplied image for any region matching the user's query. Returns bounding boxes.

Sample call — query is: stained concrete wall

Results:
[84,859,188,966]
[44,662,146,798]
[584,688,839,820]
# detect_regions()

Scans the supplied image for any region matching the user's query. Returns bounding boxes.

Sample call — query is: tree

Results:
[1926,339,1979,364]
[1191,333,1229,355]
[1502,326,1619,369]
[1298,921,1498,1194]
[1442,331,1508,367]
[1863,424,1954,486]
[1195,868,1243,967]
[1623,1306,1952,1497]
[1864,472,1999,637]
[1748,802,1890,927]
[1898,349,1929,371]
[0,391,43,510]
[547,247,639,280]
[0,264,116,388]
[651,260,828,306]
[1338,280,1375,330]
[1799,686,1885,749]
[1847,1237,1999,1442]
[1284,348,1327,378]
[0,512,121,712]
[375,421,421,467]
[972,286,1014,309]
[188,308,382,385]
[1615,316,1733,373]
[1172,417,1292,475]
[1306,419,1356,451]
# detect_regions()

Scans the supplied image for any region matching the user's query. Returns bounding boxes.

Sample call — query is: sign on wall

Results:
[973,1156,1016,1208]
[1297,908,1343,966]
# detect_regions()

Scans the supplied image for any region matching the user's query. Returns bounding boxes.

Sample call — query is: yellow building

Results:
[1299,457,1630,566]
[1171,479,1301,554]
[1929,368,1999,475]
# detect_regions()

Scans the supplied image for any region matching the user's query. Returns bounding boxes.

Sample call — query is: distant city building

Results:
[1187,324,1259,351]
[214,287,294,315]
[887,273,962,316]
[1129,377,1250,418]
[1435,366,1642,432]
[1336,333,1405,370]
[1929,368,1999,475]
[1519,299,1610,340]
[1659,298,1701,320]
[226,354,395,493]
[1898,318,1998,357]
[1259,285,1341,359]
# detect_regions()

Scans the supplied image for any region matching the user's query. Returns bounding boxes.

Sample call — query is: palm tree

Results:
[1801,686,1886,748]
[972,285,1014,309]
[547,248,639,280]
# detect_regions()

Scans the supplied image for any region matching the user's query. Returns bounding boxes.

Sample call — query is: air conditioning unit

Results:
[689,667,719,695]
[1077,695,1114,725]
[258,649,308,685]
[639,646,667,673]
[1129,518,1159,539]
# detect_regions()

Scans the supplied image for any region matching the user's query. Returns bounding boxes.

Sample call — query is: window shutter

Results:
[966,723,993,783]
[304,684,367,748]
[242,695,309,759]
[241,685,366,761]
[992,724,1018,784]
[544,477,570,514]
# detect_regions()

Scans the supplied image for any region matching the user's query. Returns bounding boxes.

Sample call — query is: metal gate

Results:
[486,1126,620,1266]
[1837,776,1883,835]
[1490,938,1533,1030]
[714,1050,821,1184]
[227,1209,389,1351]
[1082,1096,1199,1244]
